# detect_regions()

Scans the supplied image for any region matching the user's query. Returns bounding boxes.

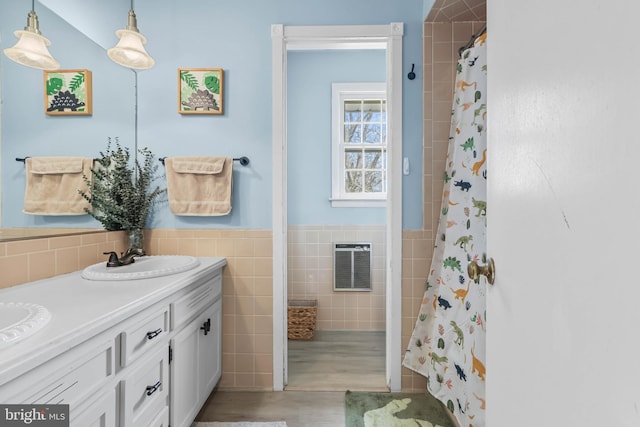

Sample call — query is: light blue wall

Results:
[1,0,424,230]
[287,50,386,225]
[1,2,135,228]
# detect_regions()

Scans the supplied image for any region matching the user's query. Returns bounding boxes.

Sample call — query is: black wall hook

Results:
[407,64,416,80]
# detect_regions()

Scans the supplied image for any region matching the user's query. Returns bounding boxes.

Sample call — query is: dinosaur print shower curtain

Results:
[403,33,487,427]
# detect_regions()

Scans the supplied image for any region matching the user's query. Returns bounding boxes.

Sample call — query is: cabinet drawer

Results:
[121,307,169,367]
[171,273,221,330]
[121,346,168,427]
[20,341,113,407]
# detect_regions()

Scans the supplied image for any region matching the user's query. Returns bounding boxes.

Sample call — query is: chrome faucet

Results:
[103,248,146,267]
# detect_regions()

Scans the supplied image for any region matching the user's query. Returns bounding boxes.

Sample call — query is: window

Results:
[331,82,387,207]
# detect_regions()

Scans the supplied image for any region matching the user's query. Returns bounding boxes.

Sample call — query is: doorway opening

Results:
[271,23,404,392]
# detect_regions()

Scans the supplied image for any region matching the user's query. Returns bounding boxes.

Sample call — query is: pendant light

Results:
[107,0,154,70]
[3,0,60,71]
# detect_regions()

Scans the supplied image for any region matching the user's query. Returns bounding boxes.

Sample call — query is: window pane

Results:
[345,171,363,193]
[345,124,362,143]
[368,111,383,122]
[345,150,362,168]
[381,124,387,143]
[344,109,360,125]
[363,100,381,114]
[363,124,381,143]
[364,150,382,169]
[344,101,362,122]
[364,171,383,192]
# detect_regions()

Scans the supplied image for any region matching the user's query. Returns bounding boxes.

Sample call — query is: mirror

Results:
[0,0,134,241]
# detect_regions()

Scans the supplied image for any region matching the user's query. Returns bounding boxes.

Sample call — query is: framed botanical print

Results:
[43,69,92,115]
[178,68,223,115]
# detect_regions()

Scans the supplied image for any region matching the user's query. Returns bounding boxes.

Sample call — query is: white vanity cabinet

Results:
[169,271,222,427]
[0,257,226,427]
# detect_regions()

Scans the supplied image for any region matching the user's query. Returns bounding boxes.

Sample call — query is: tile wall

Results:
[401,20,485,392]
[0,230,127,289]
[287,225,386,331]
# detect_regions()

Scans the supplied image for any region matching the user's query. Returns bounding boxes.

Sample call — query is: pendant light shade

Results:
[4,8,60,71]
[107,9,154,70]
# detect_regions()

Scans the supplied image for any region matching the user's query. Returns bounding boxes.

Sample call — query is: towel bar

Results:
[19,156,251,166]
[158,156,249,166]
[16,156,101,163]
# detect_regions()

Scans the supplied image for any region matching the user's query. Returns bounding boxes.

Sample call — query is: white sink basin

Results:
[0,302,51,348]
[81,255,201,281]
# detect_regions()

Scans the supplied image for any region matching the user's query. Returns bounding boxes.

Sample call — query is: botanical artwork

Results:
[178,68,223,115]
[43,69,92,115]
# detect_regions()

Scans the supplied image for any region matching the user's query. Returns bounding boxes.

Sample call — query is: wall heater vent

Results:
[333,243,372,291]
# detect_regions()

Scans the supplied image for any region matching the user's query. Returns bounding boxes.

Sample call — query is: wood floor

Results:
[195,330,386,426]
[195,390,346,427]
[287,330,387,391]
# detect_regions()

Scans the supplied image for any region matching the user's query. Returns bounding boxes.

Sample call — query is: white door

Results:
[487,1,640,426]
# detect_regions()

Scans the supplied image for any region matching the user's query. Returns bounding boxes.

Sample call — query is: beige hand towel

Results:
[23,157,93,215]
[165,156,233,216]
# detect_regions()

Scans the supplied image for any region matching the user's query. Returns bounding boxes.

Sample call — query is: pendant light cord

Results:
[133,69,139,183]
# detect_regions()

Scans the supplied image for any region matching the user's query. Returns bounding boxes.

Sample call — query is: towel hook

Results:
[407,64,416,80]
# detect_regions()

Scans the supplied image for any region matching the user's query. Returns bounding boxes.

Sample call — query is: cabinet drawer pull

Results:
[146,381,162,396]
[146,329,162,340]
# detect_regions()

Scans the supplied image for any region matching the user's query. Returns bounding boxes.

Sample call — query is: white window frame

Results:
[331,82,387,208]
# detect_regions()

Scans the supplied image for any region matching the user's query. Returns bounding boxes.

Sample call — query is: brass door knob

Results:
[468,257,495,285]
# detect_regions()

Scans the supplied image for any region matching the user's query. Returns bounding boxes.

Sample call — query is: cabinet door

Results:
[170,315,200,427]
[71,387,116,427]
[198,299,222,399]
[146,406,169,427]
[170,300,222,427]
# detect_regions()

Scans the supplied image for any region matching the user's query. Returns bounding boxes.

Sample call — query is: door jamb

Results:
[271,23,404,391]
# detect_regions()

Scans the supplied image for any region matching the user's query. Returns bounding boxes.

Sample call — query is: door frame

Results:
[271,23,404,391]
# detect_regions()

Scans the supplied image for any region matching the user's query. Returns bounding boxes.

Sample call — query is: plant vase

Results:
[127,228,144,252]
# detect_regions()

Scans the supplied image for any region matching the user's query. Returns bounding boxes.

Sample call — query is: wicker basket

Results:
[287,299,317,340]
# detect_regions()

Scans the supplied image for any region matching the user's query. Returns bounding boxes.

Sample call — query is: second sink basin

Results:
[0,302,51,348]
[82,255,201,281]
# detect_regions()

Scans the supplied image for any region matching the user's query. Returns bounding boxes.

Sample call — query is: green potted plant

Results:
[80,137,166,251]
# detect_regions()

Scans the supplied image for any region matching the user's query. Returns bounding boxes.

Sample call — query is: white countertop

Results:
[0,256,226,386]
